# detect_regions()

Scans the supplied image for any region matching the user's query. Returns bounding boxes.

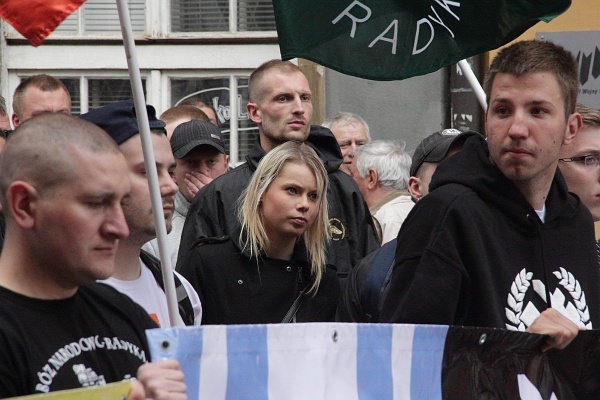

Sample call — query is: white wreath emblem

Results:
[505,268,532,331]
[505,267,592,330]
[553,267,592,329]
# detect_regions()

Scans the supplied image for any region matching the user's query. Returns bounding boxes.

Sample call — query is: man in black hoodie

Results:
[380,40,600,352]
[176,60,380,286]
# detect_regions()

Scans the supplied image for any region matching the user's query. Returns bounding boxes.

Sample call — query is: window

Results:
[6,0,276,40]
[170,0,276,32]
[170,0,229,32]
[53,0,146,35]
[16,76,146,115]
[87,79,146,109]
[237,0,276,31]
[14,73,254,164]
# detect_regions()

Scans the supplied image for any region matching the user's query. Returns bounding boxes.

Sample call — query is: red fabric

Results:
[0,0,86,46]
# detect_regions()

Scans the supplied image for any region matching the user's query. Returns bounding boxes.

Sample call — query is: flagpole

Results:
[116,0,182,327]
[457,59,487,111]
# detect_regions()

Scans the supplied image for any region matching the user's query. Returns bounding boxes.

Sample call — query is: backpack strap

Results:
[360,238,397,322]
[140,250,195,326]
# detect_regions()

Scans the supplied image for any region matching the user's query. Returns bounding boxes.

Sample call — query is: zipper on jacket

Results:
[528,213,551,311]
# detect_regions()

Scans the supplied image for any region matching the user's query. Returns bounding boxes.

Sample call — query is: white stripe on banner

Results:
[146,323,449,400]
[199,325,228,400]
[267,323,358,399]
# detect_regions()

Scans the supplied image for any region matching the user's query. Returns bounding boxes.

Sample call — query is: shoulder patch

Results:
[329,218,346,241]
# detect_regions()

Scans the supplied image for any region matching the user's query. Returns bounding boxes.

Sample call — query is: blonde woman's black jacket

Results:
[178,235,340,324]
[380,135,600,330]
[176,125,380,288]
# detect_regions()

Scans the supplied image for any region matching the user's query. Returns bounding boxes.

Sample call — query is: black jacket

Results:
[176,126,380,286]
[178,235,340,324]
[380,135,600,330]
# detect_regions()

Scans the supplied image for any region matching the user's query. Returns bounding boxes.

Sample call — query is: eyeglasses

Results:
[558,154,600,168]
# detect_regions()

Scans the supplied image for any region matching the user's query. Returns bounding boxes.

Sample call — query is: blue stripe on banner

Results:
[357,324,394,400]
[226,325,269,400]
[146,327,203,400]
[410,325,448,400]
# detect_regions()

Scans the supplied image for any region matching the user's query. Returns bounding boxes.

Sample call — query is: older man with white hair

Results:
[323,112,371,175]
[349,140,412,244]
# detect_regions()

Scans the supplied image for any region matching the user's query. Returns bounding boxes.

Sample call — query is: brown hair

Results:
[0,113,120,209]
[484,40,579,117]
[12,74,71,118]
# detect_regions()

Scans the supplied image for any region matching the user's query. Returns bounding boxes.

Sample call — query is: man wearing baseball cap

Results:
[408,129,478,201]
[338,129,476,322]
[81,100,202,328]
[143,119,228,265]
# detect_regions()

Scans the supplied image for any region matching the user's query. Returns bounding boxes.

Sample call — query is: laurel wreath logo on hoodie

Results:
[505,267,591,331]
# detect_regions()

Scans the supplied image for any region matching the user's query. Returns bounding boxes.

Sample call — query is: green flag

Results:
[272,0,571,80]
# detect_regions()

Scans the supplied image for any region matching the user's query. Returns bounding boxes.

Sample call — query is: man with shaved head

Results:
[0,113,186,398]
[178,60,380,287]
[11,74,71,128]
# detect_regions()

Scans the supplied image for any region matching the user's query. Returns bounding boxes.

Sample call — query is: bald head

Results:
[248,59,305,104]
[0,113,121,208]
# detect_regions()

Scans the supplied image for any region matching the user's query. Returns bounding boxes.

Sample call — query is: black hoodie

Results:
[380,135,600,330]
[176,125,380,286]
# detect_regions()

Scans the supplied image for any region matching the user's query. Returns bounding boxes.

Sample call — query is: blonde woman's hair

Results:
[238,141,330,293]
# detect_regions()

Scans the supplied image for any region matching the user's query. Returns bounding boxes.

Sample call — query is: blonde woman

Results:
[179,141,340,324]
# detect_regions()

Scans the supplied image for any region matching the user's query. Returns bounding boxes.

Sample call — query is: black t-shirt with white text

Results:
[0,282,157,397]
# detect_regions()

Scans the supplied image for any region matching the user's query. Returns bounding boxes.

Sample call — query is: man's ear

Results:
[224,154,230,170]
[247,102,262,125]
[367,168,378,190]
[563,112,582,145]
[408,176,423,201]
[7,181,38,229]
[11,113,19,129]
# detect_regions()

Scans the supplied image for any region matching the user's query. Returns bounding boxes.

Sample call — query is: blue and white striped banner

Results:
[147,324,600,399]
[147,323,448,400]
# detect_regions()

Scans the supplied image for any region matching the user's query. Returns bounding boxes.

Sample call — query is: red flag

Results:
[0,0,86,47]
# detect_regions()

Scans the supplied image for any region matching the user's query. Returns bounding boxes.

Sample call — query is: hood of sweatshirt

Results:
[429,134,581,227]
[245,125,343,174]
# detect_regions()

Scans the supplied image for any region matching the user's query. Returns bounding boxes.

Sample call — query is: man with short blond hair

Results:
[12,74,71,128]
[0,113,186,397]
[178,60,380,286]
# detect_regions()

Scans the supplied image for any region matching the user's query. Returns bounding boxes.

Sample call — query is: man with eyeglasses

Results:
[558,103,600,221]
[558,103,600,257]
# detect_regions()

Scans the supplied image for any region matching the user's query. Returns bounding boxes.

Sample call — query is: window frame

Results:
[7,68,262,165]
[3,0,278,41]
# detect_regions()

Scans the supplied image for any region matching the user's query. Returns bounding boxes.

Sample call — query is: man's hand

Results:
[136,359,187,399]
[127,380,145,400]
[185,170,213,199]
[526,308,579,352]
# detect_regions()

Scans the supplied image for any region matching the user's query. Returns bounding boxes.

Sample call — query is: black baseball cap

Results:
[79,100,166,145]
[170,119,226,158]
[410,129,479,176]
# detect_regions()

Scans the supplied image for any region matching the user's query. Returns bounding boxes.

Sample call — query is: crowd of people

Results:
[0,38,598,398]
